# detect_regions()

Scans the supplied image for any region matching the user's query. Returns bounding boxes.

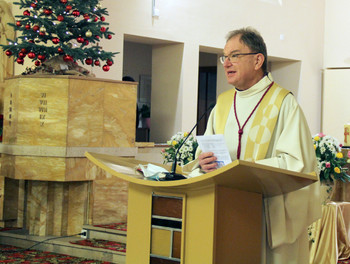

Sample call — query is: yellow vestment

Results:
[189,73,321,264]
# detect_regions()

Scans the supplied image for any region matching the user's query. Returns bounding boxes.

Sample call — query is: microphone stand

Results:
[160,104,214,181]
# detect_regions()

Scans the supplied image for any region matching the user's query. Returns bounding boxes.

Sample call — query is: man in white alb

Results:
[192,27,321,264]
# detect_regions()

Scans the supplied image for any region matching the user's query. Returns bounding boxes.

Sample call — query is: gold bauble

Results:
[85,30,92,38]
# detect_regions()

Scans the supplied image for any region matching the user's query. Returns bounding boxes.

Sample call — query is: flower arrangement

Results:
[313,133,350,183]
[161,132,198,165]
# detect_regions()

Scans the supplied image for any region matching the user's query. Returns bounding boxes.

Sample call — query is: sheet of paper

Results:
[196,134,232,168]
[138,163,168,177]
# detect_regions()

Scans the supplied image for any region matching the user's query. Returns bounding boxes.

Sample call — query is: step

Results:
[0,229,125,264]
[83,224,127,244]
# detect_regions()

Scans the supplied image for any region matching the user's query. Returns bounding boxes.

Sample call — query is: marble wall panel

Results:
[15,156,66,181]
[103,82,137,148]
[26,181,89,236]
[2,79,19,145]
[67,182,89,235]
[0,177,4,220]
[1,154,16,178]
[3,78,69,146]
[67,80,104,147]
[3,77,137,149]
[3,177,19,220]
[92,178,128,225]
[65,158,88,181]
[27,181,48,236]
[0,177,23,227]
[16,180,25,228]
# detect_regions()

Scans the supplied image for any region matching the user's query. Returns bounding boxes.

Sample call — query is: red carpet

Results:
[0,227,21,232]
[93,222,127,231]
[0,244,112,263]
[70,239,126,252]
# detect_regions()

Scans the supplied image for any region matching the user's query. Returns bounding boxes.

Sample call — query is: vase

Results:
[319,181,336,204]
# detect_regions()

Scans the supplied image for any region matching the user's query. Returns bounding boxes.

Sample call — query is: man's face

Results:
[223,35,263,90]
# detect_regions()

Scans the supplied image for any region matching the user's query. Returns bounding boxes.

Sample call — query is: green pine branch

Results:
[0,0,118,70]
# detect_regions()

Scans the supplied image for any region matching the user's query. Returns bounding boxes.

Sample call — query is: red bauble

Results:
[84,13,90,20]
[60,0,67,3]
[84,40,89,46]
[16,21,21,27]
[18,52,26,58]
[107,34,112,40]
[94,60,100,66]
[57,15,64,21]
[72,10,80,17]
[33,25,39,31]
[25,24,31,30]
[23,10,30,16]
[58,47,64,53]
[102,65,110,72]
[21,48,27,54]
[29,39,34,43]
[39,31,45,36]
[77,37,84,43]
[37,54,46,61]
[100,27,106,32]
[106,59,113,66]
[44,9,52,15]
[17,58,24,65]
[94,16,98,22]
[31,3,37,8]
[63,55,73,62]
[52,38,60,44]
[5,50,12,56]
[28,52,36,59]
[100,16,105,22]
[35,60,41,66]
[95,35,100,39]
[65,5,72,11]
[85,58,93,65]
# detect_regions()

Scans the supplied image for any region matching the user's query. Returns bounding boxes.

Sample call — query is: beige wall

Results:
[321,0,350,144]
[322,69,349,143]
[324,0,350,68]
[123,42,152,83]
[8,0,325,142]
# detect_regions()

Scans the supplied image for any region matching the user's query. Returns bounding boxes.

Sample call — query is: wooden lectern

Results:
[85,152,318,264]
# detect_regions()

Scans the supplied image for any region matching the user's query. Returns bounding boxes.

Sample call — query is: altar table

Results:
[310,202,350,264]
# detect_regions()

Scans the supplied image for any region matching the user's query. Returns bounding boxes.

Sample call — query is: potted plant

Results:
[313,133,350,203]
[161,132,198,165]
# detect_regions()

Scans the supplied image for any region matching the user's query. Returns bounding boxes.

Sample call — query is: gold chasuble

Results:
[215,83,290,162]
[188,73,321,264]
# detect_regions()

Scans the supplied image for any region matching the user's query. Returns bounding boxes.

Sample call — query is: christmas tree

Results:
[0,0,117,73]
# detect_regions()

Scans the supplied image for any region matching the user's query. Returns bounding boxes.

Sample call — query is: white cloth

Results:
[190,73,321,264]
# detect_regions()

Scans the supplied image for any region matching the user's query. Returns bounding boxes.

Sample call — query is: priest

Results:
[190,27,321,264]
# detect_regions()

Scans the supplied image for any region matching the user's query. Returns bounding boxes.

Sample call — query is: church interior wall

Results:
[321,0,350,144]
[7,0,326,142]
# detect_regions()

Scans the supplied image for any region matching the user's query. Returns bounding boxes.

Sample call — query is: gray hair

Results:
[226,27,267,73]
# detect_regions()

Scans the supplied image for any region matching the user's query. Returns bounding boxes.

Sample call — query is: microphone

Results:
[159,103,215,181]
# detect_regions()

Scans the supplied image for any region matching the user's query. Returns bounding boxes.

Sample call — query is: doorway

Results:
[197,52,218,135]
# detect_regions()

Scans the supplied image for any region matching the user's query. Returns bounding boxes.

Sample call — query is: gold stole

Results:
[215,83,290,161]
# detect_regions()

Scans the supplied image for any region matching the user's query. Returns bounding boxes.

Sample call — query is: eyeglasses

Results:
[219,52,259,64]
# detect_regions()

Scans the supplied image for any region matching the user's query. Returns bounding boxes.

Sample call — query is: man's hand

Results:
[198,152,217,173]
